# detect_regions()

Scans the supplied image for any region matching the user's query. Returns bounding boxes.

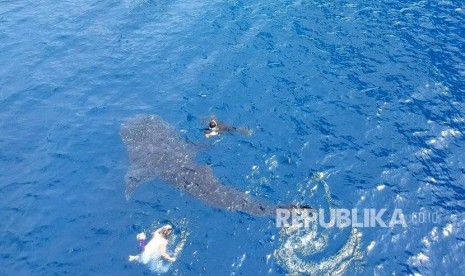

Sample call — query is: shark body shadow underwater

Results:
[121,114,288,216]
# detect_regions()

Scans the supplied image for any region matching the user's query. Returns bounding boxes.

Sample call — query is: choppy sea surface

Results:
[1,0,464,275]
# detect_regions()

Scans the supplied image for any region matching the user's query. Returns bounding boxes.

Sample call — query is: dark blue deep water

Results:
[1,0,464,275]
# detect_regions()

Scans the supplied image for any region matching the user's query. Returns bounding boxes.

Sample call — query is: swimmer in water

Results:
[204,118,252,138]
[129,225,176,263]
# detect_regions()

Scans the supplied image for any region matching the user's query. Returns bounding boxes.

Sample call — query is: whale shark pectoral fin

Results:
[124,166,154,200]
[124,176,139,200]
[124,177,139,200]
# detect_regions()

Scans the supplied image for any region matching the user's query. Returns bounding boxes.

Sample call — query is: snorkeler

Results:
[129,225,176,263]
[204,118,252,138]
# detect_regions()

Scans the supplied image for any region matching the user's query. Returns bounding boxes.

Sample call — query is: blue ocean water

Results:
[1,0,464,275]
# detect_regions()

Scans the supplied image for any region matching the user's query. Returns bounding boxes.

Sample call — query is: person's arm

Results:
[218,122,236,133]
[160,246,176,262]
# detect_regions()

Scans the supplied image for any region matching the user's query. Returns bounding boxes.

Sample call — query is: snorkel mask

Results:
[204,120,219,138]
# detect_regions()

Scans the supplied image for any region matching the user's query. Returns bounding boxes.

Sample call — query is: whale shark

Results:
[120,114,278,216]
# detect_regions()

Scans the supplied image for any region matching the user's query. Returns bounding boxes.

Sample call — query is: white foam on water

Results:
[441,129,460,137]
[426,128,461,149]
[425,176,437,183]
[266,253,272,264]
[275,227,362,275]
[410,252,429,266]
[142,252,171,274]
[274,173,363,275]
[265,155,278,171]
[452,116,465,123]
[430,227,439,242]
[410,214,465,272]
[442,223,453,237]
[417,148,432,157]
[421,236,430,247]
[367,241,376,253]
[376,184,385,191]
[231,253,247,275]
